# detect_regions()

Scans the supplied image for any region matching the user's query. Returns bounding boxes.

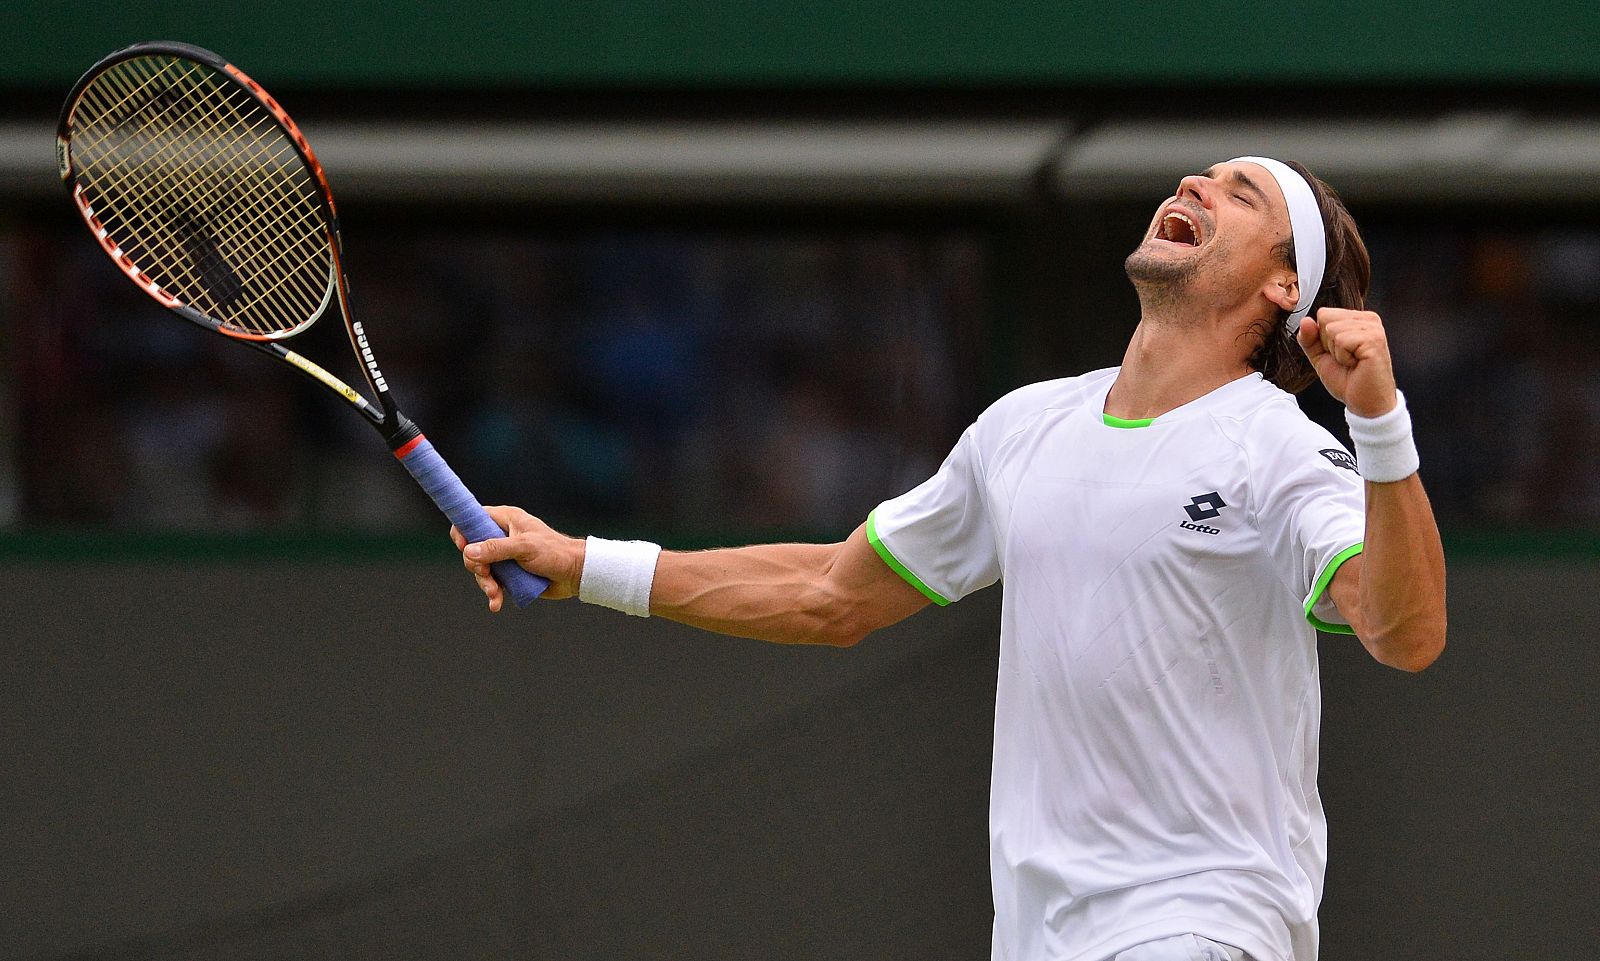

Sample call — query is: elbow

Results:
[1372,614,1447,673]
[822,603,875,648]
[827,628,868,649]
[1385,642,1443,673]
[809,616,868,648]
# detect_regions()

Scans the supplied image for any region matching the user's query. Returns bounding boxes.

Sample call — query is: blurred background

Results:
[2,2,1596,959]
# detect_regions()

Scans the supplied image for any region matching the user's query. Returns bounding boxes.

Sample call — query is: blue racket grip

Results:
[394,435,549,608]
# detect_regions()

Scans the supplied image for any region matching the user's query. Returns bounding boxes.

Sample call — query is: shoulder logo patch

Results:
[1319,448,1360,474]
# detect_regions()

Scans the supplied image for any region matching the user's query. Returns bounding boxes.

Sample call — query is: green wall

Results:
[13,0,1600,89]
[3,556,1594,960]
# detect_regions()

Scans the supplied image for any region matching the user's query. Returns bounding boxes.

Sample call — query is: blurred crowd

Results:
[0,224,983,536]
[1,214,1597,536]
[1366,228,1600,526]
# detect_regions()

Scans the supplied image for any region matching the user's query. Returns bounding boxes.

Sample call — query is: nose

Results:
[1176,174,1215,208]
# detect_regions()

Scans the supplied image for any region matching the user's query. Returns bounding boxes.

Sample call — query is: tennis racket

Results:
[56,40,548,607]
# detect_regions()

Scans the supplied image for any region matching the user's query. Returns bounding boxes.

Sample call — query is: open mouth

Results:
[1157,209,1201,247]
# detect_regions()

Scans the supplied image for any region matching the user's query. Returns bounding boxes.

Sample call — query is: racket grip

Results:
[394,435,549,608]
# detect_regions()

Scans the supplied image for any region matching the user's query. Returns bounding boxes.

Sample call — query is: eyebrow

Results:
[1198,166,1272,209]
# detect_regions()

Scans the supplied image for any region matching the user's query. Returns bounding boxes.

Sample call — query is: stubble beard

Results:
[1124,243,1201,320]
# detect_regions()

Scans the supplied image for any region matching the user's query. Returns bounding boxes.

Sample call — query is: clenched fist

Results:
[1296,308,1398,419]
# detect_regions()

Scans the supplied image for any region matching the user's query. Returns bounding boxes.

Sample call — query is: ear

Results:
[1263,271,1300,313]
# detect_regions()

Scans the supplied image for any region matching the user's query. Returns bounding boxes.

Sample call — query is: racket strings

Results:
[80,57,329,332]
[68,54,334,337]
[84,58,329,335]
[119,67,333,316]
[75,61,321,336]
[77,62,273,305]
[78,66,303,334]
[74,63,239,311]
[92,70,295,274]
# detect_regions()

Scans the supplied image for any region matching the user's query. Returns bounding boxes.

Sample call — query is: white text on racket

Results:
[352,321,389,392]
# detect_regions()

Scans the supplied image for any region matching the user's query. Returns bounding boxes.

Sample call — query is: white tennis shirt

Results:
[868,368,1366,961]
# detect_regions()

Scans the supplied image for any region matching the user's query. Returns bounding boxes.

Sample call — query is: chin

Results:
[1125,244,1199,289]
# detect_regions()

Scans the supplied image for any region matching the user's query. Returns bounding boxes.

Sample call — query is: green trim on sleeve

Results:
[865,509,952,607]
[1102,412,1155,429]
[1304,542,1364,634]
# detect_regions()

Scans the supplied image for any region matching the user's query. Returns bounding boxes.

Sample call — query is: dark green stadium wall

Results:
[1,555,1592,961]
[11,0,1600,88]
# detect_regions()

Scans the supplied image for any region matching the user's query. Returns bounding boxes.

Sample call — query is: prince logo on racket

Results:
[460,163,1445,960]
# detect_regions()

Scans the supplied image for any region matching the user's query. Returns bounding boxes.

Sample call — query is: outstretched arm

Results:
[453,508,931,647]
[1300,308,1447,671]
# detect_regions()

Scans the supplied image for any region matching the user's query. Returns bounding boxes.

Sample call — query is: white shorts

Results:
[1108,934,1251,961]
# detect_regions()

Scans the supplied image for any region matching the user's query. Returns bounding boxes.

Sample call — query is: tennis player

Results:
[455,157,1446,961]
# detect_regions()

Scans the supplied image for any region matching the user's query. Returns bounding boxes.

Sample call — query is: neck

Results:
[1105,302,1259,421]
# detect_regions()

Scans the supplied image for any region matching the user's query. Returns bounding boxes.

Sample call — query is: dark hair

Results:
[1246,160,1372,393]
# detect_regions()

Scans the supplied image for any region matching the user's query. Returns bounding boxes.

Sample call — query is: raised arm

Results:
[453,507,931,647]
[1299,308,1447,671]
[1327,475,1447,671]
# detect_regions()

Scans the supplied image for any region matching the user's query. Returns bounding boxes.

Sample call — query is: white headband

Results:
[1230,156,1325,329]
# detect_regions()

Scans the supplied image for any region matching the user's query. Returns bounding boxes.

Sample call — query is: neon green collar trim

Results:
[1102,412,1155,429]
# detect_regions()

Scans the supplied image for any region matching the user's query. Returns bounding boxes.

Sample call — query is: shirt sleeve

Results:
[867,426,1001,606]
[1253,423,1367,634]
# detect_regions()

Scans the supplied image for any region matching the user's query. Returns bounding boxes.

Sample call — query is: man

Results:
[453,157,1447,961]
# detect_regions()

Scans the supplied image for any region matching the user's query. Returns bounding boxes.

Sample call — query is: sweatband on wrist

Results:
[579,536,661,617]
[1345,390,1420,483]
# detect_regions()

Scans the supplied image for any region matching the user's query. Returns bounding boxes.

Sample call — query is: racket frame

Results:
[56,41,549,607]
[56,40,417,449]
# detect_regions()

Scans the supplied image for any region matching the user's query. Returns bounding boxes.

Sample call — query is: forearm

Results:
[1357,475,1447,670]
[458,510,927,637]
[648,541,867,647]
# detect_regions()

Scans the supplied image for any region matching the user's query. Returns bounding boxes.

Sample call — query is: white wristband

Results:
[1345,390,1420,483]
[579,536,662,617]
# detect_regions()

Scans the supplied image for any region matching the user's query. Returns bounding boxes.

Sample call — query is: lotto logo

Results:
[1183,491,1228,522]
